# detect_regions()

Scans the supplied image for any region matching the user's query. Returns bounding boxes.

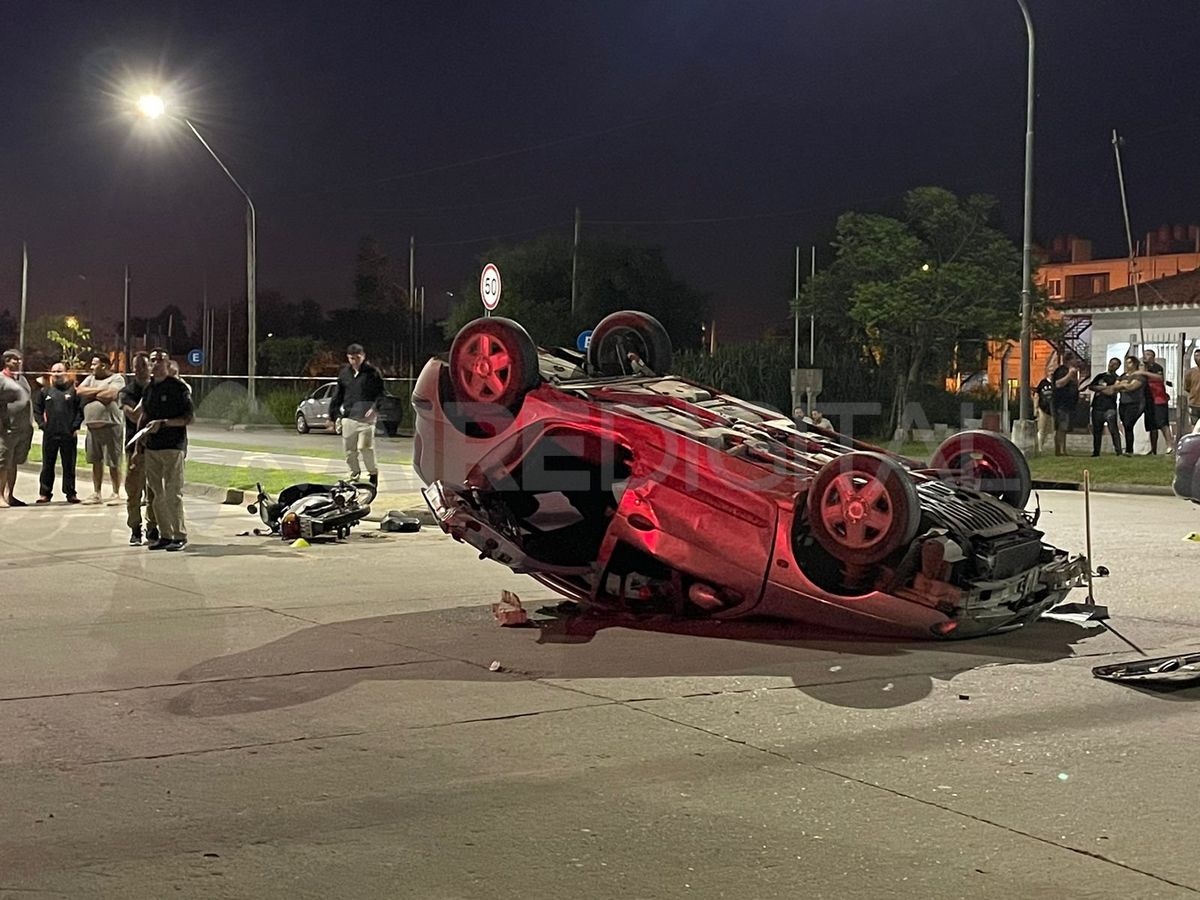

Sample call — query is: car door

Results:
[305,383,336,424]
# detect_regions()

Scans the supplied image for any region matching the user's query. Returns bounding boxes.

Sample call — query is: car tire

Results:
[587,310,673,377]
[447,317,540,433]
[335,418,343,436]
[930,430,1032,510]
[296,413,310,434]
[807,452,921,566]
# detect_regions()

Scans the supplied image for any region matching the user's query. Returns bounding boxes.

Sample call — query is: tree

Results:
[443,234,708,351]
[0,309,16,350]
[798,187,1036,435]
[45,315,94,369]
[348,236,410,374]
[259,335,323,376]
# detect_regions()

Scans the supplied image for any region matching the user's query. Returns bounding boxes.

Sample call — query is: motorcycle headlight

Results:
[281,512,301,540]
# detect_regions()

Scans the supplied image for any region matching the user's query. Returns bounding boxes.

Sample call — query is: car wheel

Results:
[930,430,1032,510]
[335,418,343,436]
[587,310,673,377]
[807,452,921,566]
[296,413,310,434]
[448,317,540,432]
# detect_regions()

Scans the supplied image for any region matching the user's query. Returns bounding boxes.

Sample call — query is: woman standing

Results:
[1113,355,1147,456]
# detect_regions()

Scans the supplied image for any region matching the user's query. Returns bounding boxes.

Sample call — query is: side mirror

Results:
[247,504,258,514]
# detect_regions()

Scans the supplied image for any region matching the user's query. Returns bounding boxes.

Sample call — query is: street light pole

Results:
[1015,0,1036,443]
[181,118,258,407]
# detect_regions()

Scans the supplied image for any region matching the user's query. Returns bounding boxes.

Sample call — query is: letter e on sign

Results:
[480,263,502,311]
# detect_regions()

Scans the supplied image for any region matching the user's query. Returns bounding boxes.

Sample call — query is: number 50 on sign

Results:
[480,263,502,314]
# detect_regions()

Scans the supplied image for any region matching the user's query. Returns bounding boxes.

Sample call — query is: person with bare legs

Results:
[0,349,35,507]
[76,354,126,502]
[1140,348,1175,454]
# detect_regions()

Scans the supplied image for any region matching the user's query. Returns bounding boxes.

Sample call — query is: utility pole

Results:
[1112,129,1146,348]
[201,274,209,376]
[226,302,232,375]
[122,265,130,373]
[571,207,581,317]
[793,246,799,370]
[1015,0,1037,445]
[409,236,416,378]
[18,242,28,356]
[810,246,816,366]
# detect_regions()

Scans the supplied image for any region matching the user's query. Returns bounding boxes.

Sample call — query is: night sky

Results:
[3,0,1198,343]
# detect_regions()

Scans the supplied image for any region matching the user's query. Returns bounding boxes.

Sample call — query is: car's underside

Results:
[417,332,1088,639]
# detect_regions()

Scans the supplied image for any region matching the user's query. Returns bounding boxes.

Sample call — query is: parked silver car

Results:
[295,382,403,436]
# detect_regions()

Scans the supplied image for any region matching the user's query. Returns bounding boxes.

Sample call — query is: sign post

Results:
[480,263,501,317]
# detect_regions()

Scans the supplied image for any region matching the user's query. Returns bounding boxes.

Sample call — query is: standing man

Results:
[0,349,35,507]
[76,354,126,503]
[1050,351,1081,457]
[1084,357,1122,457]
[1184,347,1200,432]
[328,343,384,486]
[33,363,83,503]
[136,348,193,551]
[120,352,156,545]
[1140,348,1175,454]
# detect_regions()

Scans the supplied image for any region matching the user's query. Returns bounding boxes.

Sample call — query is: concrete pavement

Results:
[2,491,1200,897]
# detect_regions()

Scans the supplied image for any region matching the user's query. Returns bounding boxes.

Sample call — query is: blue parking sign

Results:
[576,330,593,352]
[187,349,204,366]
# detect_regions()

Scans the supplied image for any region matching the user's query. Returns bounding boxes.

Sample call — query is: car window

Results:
[314,383,334,400]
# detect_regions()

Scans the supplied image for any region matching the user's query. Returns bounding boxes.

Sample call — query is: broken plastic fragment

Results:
[488,661,503,672]
[492,590,529,627]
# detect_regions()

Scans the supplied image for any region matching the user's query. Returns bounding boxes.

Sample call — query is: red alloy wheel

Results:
[818,470,897,551]
[447,317,541,432]
[930,430,1031,510]
[807,452,921,565]
[455,331,515,403]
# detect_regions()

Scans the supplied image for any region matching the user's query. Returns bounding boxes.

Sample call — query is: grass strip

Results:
[188,437,412,465]
[24,444,341,495]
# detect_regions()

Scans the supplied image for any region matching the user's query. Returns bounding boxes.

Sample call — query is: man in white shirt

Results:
[76,353,126,503]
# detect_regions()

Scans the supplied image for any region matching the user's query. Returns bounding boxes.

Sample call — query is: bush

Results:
[262,388,308,427]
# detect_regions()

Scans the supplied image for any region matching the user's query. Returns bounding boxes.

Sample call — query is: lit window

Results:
[1048,279,1063,298]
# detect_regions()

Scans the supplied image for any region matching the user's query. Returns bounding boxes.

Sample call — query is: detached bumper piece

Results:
[1094,654,1200,689]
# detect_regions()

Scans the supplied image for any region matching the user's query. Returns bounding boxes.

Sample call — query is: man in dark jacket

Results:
[328,343,384,486]
[33,362,84,503]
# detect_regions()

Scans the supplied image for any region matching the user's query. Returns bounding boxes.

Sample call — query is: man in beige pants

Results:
[135,349,194,552]
[328,343,384,486]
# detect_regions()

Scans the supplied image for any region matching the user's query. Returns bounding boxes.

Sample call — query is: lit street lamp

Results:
[135,94,258,407]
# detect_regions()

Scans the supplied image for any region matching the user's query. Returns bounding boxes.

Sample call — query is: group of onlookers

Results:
[1037,347,1200,456]
[0,348,194,550]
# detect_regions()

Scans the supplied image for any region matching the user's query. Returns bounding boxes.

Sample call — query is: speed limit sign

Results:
[480,263,502,313]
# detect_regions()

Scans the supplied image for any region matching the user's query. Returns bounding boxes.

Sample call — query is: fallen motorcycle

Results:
[247,480,377,541]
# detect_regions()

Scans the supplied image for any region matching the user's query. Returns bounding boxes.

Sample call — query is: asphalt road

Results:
[188,425,423,492]
[2,490,1200,898]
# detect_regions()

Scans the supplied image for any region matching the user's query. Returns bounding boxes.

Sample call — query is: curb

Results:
[1032,480,1174,497]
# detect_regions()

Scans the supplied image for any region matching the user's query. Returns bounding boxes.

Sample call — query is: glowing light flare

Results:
[136,94,166,119]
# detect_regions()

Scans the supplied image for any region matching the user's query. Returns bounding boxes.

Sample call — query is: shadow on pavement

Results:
[165,605,1105,717]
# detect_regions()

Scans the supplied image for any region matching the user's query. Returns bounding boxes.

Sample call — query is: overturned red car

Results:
[414,311,1088,639]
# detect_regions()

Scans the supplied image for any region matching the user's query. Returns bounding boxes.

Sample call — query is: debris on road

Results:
[291,538,311,549]
[488,660,503,672]
[1093,653,1200,688]
[380,510,422,533]
[492,591,529,627]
